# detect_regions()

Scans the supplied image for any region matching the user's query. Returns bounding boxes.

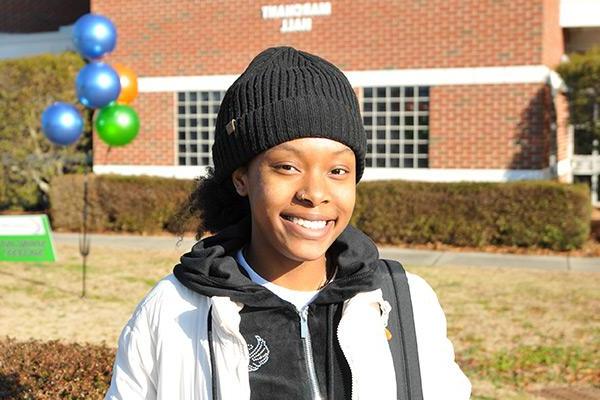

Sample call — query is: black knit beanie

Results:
[212,46,366,183]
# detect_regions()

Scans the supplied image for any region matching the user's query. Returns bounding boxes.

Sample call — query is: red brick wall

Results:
[542,0,564,67]
[93,93,174,165]
[95,83,558,170]
[555,92,570,162]
[429,83,552,169]
[1,0,89,33]
[91,0,565,172]
[93,0,553,76]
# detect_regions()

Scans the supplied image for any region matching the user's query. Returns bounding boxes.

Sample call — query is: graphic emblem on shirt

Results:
[247,335,270,372]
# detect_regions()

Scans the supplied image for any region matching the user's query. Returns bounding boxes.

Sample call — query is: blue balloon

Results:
[76,62,121,109]
[72,13,117,59]
[41,103,84,146]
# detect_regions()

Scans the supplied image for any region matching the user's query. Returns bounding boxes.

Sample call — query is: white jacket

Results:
[105,273,471,400]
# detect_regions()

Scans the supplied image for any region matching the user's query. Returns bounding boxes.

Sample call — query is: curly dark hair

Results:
[169,166,250,240]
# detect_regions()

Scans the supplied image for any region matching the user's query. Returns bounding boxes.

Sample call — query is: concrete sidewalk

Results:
[379,246,600,272]
[53,232,600,273]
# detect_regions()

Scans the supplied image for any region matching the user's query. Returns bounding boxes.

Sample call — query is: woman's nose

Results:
[295,172,329,206]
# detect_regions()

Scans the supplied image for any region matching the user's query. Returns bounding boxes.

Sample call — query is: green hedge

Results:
[50,174,591,250]
[352,180,591,251]
[49,174,195,234]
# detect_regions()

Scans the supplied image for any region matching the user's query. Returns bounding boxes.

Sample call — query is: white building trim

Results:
[0,25,74,60]
[547,70,567,93]
[93,164,553,182]
[361,168,552,182]
[346,66,558,88]
[139,75,239,93]
[560,0,600,27]
[93,164,211,180]
[139,65,563,93]
[556,157,572,177]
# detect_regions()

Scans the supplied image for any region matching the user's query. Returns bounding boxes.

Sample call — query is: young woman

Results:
[105,46,471,400]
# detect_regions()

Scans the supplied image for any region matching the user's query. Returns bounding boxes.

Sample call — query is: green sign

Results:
[0,214,56,262]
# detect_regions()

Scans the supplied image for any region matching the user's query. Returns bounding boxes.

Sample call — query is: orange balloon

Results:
[113,63,138,104]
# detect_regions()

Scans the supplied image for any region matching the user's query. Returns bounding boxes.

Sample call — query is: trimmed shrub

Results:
[50,174,591,250]
[0,337,114,399]
[48,174,108,232]
[352,180,591,251]
[49,174,196,234]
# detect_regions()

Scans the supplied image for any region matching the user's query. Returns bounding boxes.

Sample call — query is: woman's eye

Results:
[331,168,349,175]
[275,164,297,172]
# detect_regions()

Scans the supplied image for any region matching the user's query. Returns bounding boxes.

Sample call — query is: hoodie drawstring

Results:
[326,304,335,399]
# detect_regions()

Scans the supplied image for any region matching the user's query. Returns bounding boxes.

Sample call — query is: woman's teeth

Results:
[285,216,328,230]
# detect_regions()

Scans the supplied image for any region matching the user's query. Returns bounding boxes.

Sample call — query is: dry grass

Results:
[411,265,600,399]
[1,243,599,399]
[0,243,179,345]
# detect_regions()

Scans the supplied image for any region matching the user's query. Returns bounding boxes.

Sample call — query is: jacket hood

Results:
[173,215,381,308]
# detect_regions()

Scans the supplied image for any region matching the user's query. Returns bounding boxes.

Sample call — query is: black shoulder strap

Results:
[207,306,218,400]
[377,259,424,400]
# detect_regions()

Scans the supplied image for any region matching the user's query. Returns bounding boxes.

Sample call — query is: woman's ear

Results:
[231,166,249,197]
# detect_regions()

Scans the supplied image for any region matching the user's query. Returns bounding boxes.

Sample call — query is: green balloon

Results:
[95,103,140,146]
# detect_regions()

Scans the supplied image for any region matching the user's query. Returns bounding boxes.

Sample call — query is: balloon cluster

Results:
[41,13,140,147]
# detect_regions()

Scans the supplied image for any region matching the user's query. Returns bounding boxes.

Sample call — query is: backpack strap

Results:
[376,259,424,400]
[207,306,219,400]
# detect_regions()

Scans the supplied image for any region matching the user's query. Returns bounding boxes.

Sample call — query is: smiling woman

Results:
[105,46,471,400]
[231,138,355,290]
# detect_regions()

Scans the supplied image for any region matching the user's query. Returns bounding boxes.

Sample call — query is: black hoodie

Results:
[173,215,383,399]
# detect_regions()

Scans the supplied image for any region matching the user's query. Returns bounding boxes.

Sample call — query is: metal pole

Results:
[79,170,90,298]
[79,110,93,298]
[592,139,599,206]
[77,54,94,298]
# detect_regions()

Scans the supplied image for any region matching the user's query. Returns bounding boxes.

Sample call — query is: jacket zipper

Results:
[299,306,323,400]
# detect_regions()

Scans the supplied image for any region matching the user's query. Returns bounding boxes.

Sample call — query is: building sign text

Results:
[261,2,332,33]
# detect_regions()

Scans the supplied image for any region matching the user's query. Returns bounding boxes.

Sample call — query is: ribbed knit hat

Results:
[212,46,366,183]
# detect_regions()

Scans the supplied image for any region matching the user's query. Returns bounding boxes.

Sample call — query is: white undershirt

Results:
[235,248,321,311]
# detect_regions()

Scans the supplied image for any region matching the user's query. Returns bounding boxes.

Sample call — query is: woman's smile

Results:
[280,214,335,239]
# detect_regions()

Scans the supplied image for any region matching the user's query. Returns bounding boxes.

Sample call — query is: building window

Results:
[362,86,429,168]
[176,90,225,166]
[176,86,429,168]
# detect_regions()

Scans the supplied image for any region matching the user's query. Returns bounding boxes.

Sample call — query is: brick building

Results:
[85,0,588,183]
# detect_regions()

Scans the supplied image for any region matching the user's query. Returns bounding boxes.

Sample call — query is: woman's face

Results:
[232,137,356,264]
